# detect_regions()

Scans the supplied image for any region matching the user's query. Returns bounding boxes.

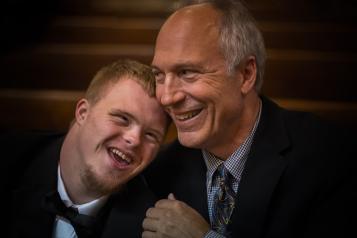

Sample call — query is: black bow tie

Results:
[42,191,97,238]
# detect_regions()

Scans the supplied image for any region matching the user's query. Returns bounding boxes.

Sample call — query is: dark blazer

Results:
[145,97,356,238]
[2,132,155,238]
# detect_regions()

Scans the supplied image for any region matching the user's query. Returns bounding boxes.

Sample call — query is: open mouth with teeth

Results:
[108,147,132,166]
[175,109,202,121]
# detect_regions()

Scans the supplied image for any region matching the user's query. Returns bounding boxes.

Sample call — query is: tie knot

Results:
[43,191,78,218]
[216,163,232,184]
[42,191,97,238]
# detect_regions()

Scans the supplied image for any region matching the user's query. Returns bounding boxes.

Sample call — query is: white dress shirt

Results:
[52,166,108,238]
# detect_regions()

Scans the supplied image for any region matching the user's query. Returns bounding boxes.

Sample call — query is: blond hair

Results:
[85,59,156,104]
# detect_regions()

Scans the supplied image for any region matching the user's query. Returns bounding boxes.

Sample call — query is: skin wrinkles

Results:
[152,3,260,159]
[143,3,262,237]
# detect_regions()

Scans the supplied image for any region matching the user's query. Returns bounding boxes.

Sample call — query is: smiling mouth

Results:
[108,147,132,165]
[175,109,202,121]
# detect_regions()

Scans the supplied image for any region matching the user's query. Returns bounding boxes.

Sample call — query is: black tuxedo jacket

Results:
[145,97,356,238]
[2,132,155,238]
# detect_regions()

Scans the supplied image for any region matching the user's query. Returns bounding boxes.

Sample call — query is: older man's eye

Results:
[118,115,129,123]
[152,69,165,84]
[178,69,198,80]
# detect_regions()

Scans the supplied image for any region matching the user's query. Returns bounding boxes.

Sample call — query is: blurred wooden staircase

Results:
[1,0,356,142]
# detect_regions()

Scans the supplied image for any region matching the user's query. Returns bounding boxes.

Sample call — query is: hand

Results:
[142,193,210,238]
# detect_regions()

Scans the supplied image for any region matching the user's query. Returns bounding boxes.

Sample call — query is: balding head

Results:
[155,0,266,91]
[165,3,221,30]
[153,3,225,74]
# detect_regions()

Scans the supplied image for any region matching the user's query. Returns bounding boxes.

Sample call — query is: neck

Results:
[208,92,261,159]
[60,125,98,204]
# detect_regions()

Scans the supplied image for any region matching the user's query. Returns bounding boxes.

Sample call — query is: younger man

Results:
[2,59,169,238]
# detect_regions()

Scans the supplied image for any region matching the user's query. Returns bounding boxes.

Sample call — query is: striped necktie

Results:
[212,163,236,236]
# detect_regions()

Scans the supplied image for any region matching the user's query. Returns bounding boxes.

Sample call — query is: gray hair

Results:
[177,0,266,92]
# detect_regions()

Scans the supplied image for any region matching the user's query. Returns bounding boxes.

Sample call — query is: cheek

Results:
[83,114,101,133]
[141,145,159,164]
[187,80,223,101]
[88,116,115,136]
[155,86,164,101]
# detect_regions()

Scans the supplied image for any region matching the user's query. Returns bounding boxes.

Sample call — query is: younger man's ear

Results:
[239,55,257,94]
[75,99,90,125]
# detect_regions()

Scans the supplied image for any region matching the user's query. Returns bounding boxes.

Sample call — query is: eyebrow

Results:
[109,109,134,121]
[151,62,205,72]
[109,109,165,141]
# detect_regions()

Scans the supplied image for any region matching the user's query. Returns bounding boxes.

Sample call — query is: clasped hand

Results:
[142,193,210,238]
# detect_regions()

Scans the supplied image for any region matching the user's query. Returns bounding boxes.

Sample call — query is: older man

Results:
[143,1,354,238]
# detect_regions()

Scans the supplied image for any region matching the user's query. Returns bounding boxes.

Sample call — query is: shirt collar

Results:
[57,166,109,217]
[203,100,262,181]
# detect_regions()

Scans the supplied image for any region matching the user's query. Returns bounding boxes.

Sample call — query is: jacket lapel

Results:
[229,97,291,237]
[10,136,62,238]
[12,186,56,237]
[145,141,209,221]
[174,146,209,221]
[101,175,157,238]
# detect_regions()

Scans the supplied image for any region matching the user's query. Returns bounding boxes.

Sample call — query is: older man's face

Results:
[152,4,247,157]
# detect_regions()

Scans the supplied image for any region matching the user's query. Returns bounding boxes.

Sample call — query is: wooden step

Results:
[43,16,162,45]
[39,16,357,52]
[57,0,357,22]
[0,89,355,142]
[1,44,356,101]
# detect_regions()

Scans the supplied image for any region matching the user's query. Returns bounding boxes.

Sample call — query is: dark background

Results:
[1,0,356,140]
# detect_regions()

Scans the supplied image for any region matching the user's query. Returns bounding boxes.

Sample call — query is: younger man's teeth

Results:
[111,148,131,163]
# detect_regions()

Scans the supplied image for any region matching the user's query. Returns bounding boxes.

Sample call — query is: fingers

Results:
[142,216,158,232]
[143,209,174,237]
[143,195,211,238]
[155,197,184,210]
[146,206,167,219]
[142,230,155,238]
[168,193,176,200]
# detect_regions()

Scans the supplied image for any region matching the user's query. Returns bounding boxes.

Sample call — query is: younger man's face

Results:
[75,77,168,195]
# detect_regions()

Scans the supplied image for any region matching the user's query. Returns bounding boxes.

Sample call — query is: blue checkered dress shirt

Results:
[203,102,261,238]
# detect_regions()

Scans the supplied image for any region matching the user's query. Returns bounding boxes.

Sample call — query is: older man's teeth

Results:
[176,110,201,121]
[110,148,132,164]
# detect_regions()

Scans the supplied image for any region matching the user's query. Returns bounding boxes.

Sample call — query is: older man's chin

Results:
[177,130,207,149]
